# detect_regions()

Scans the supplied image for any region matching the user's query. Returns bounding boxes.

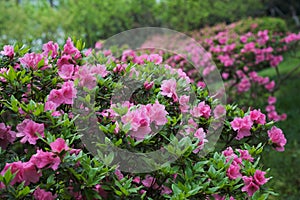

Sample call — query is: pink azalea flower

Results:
[142,175,156,188]
[1,45,14,58]
[44,101,59,112]
[268,126,287,151]
[16,119,44,145]
[237,78,251,93]
[58,64,74,80]
[1,161,41,186]
[74,65,97,89]
[149,101,168,126]
[213,105,226,118]
[193,128,207,153]
[61,81,77,105]
[34,187,57,200]
[250,109,266,125]
[148,54,163,65]
[227,164,242,180]
[42,41,59,58]
[90,64,109,78]
[50,138,69,153]
[57,54,73,67]
[253,170,269,186]
[0,123,16,149]
[48,89,65,105]
[268,96,276,105]
[190,101,211,119]
[231,116,253,140]
[241,176,259,197]
[161,185,172,195]
[19,53,44,70]
[265,80,275,91]
[179,95,190,113]
[63,37,81,59]
[161,79,178,102]
[144,81,154,90]
[238,149,254,162]
[30,149,61,170]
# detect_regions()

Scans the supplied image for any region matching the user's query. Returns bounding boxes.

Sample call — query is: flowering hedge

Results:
[0,37,287,199]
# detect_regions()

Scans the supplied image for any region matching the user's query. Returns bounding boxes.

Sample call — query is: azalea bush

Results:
[0,36,289,200]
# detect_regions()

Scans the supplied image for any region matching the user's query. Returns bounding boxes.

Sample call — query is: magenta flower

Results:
[0,123,16,149]
[1,45,14,58]
[161,79,178,102]
[50,138,69,153]
[238,149,254,162]
[63,37,81,59]
[42,41,59,58]
[57,54,73,67]
[142,175,157,188]
[253,170,269,186]
[190,101,211,119]
[30,149,61,170]
[193,128,207,153]
[48,89,65,105]
[231,116,253,140]
[213,105,226,119]
[268,96,276,105]
[143,81,154,90]
[61,81,77,105]
[227,164,242,180]
[250,109,266,125]
[19,52,44,70]
[16,119,44,145]
[267,126,287,151]
[44,101,59,112]
[33,187,57,200]
[241,176,259,197]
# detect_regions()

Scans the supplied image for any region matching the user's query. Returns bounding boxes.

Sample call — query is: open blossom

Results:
[254,170,269,186]
[267,126,287,151]
[250,109,266,125]
[90,64,109,78]
[213,105,226,118]
[42,41,59,58]
[19,52,44,70]
[265,80,275,91]
[241,176,259,196]
[16,119,44,145]
[268,96,276,104]
[0,123,16,149]
[270,55,283,67]
[230,116,253,140]
[237,77,251,93]
[50,138,69,153]
[57,54,73,67]
[74,65,97,89]
[63,37,81,59]
[179,95,190,113]
[238,149,254,162]
[148,54,163,65]
[227,163,242,180]
[1,161,41,186]
[33,188,57,200]
[58,64,74,80]
[30,149,61,170]
[161,78,178,102]
[190,101,211,119]
[61,81,77,104]
[148,101,168,126]
[48,89,65,105]
[193,128,207,153]
[1,45,14,58]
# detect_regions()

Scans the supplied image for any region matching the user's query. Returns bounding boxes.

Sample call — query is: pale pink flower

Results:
[253,170,269,186]
[19,53,44,70]
[33,187,57,200]
[58,64,74,80]
[241,176,259,196]
[30,149,61,170]
[16,119,44,145]
[74,65,97,89]
[1,45,14,58]
[90,64,108,78]
[179,95,190,113]
[213,105,226,118]
[268,126,287,151]
[50,138,69,153]
[0,123,16,149]
[148,54,163,65]
[161,79,178,102]
[227,164,242,180]
[42,41,59,58]
[149,101,168,126]
[190,101,211,119]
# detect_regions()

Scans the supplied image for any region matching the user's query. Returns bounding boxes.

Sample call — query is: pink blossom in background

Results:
[91,64,109,78]
[268,126,287,151]
[50,138,69,153]
[0,68,8,82]
[63,37,81,59]
[143,81,154,90]
[250,109,266,125]
[265,80,275,91]
[1,45,14,58]
[253,170,269,186]
[42,41,59,58]
[19,52,44,70]
[270,55,283,67]
[58,64,74,80]
[213,105,226,118]
[16,119,44,145]
[74,65,97,89]
[161,78,178,102]
[237,77,251,93]
[95,41,102,49]
[33,187,57,200]
[227,163,242,180]
[94,184,108,199]
[257,30,269,45]
[30,149,61,170]
[190,101,211,119]
[241,42,256,53]
[0,123,16,149]
[148,54,163,65]
[268,96,276,104]
[179,95,190,113]
[230,116,253,140]
[241,176,259,196]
